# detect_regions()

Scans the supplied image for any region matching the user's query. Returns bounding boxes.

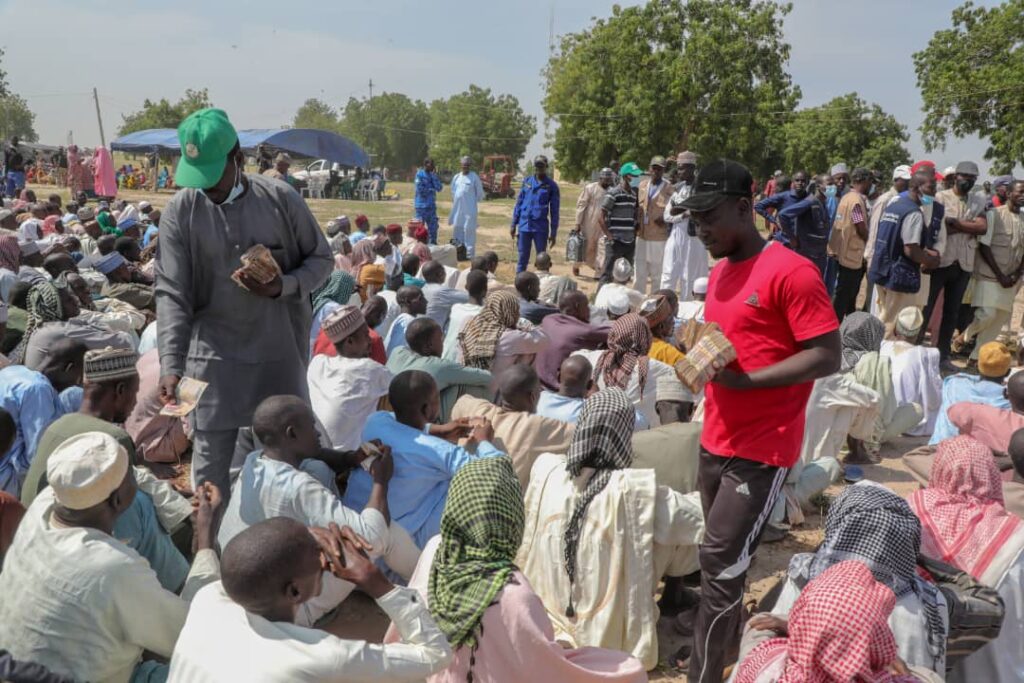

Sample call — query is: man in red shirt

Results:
[677,160,841,682]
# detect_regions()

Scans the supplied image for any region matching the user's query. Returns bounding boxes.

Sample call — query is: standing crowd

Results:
[0,109,1020,683]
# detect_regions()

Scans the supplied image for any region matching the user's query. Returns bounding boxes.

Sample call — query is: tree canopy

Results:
[338,93,429,172]
[292,98,341,131]
[543,0,800,181]
[0,49,37,142]
[780,93,910,175]
[117,88,213,136]
[915,0,1024,174]
[426,86,535,171]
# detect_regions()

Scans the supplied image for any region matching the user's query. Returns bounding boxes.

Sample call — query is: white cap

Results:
[830,163,848,176]
[943,166,956,178]
[612,257,633,283]
[693,277,709,295]
[46,432,129,510]
[138,201,152,211]
[895,306,924,338]
[607,289,631,316]
[892,165,912,181]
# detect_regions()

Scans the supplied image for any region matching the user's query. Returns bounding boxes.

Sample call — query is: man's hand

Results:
[748,613,787,635]
[466,417,495,445]
[191,482,223,552]
[711,367,754,390]
[922,249,940,270]
[509,225,517,241]
[548,234,556,248]
[429,418,472,443]
[999,272,1017,289]
[311,523,392,599]
[944,216,960,233]
[158,375,181,406]
[368,447,394,484]
[234,270,283,298]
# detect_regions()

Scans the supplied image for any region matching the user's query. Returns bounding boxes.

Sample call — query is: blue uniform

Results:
[754,190,801,226]
[414,168,443,243]
[777,196,831,280]
[511,174,560,272]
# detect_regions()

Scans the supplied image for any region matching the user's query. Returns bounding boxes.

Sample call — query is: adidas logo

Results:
[735,482,750,496]
[745,292,760,307]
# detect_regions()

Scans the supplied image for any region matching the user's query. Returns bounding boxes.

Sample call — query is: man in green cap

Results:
[597,162,641,287]
[155,108,332,495]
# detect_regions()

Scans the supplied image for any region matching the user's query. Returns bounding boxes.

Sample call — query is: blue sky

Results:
[0,0,1003,176]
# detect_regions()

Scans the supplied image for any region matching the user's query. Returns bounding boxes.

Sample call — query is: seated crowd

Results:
[0,157,1022,683]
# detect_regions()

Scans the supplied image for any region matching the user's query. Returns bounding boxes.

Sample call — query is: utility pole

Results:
[368,78,374,101]
[92,87,106,147]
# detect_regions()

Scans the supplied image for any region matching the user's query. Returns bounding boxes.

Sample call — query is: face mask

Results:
[956,178,975,194]
[824,185,837,198]
[200,158,244,205]
[921,194,934,206]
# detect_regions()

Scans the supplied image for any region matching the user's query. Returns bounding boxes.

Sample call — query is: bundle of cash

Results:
[159,377,209,417]
[673,322,737,393]
[231,244,282,289]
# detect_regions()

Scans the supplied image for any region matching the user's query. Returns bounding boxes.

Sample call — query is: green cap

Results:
[174,108,239,189]
[620,162,643,177]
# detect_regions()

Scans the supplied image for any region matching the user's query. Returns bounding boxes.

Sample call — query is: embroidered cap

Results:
[323,305,365,344]
[83,346,139,384]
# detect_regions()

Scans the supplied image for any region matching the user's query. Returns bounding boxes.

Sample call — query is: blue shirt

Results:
[777,195,831,259]
[512,175,560,235]
[343,411,504,547]
[754,190,801,225]
[0,365,65,495]
[142,224,159,248]
[536,391,584,424]
[414,169,443,209]
[384,313,419,356]
[929,374,1011,445]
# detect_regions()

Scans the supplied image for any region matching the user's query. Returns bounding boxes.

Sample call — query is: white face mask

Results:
[200,158,244,205]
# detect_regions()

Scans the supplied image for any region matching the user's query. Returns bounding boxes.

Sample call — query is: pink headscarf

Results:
[735,561,915,683]
[93,147,117,197]
[41,215,60,237]
[909,435,1024,581]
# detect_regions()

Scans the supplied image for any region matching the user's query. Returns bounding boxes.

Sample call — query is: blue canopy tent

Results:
[111,128,369,168]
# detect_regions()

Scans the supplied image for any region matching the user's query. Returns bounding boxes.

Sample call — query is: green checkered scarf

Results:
[311,270,356,314]
[428,456,524,650]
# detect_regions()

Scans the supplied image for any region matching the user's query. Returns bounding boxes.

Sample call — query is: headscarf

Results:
[909,436,1024,581]
[459,290,519,370]
[594,313,651,395]
[540,274,577,307]
[348,239,377,279]
[96,211,121,236]
[428,456,523,651]
[788,483,946,665]
[10,280,65,364]
[562,388,635,614]
[357,264,386,301]
[311,270,356,314]
[839,311,884,372]
[0,234,20,272]
[735,561,916,683]
[41,216,59,237]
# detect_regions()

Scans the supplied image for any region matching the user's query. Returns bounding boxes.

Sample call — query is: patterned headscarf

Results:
[541,274,577,307]
[9,280,65,364]
[348,239,377,279]
[459,290,520,370]
[839,311,884,372]
[789,483,946,666]
[0,234,20,272]
[735,561,915,683]
[562,388,635,614]
[311,270,356,314]
[909,436,1023,581]
[428,457,523,652]
[594,313,652,395]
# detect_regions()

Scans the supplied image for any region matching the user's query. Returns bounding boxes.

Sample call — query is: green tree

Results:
[543,0,800,181]
[915,1,1024,173]
[117,88,213,135]
[338,93,429,172]
[780,93,910,174]
[0,48,37,141]
[292,98,340,131]
[426,86,536,171]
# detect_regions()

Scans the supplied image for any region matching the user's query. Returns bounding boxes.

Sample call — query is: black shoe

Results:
[939,358,960,375]
[761,523,788,544]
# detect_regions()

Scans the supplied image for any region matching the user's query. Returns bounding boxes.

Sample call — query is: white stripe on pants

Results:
[633,237,666,295]
[660,224,709,298]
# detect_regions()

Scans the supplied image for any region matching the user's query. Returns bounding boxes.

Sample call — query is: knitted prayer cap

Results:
[978,342,1012,379]
[639,294,671,328]
[47,432,129,510]
[93,251,126,275]
[895,306,924,339]
[83,346,139,383]
[323,305,365,343]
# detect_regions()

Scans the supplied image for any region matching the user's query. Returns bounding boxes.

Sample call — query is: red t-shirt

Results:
[312,328,387,365]
[702,242,839,467]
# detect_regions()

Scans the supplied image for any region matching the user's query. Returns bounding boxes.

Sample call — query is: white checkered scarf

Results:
[909,435,1023,581]
[788,483,946,666]
[839,311,884,372]
[736,561,917,683]
[562,388,634,616]
[10,280,65,365]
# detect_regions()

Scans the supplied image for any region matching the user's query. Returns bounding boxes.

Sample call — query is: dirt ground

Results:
[30,177,1008,680]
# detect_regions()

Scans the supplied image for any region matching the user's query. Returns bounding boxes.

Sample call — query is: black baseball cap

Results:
[680,159,753,212]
